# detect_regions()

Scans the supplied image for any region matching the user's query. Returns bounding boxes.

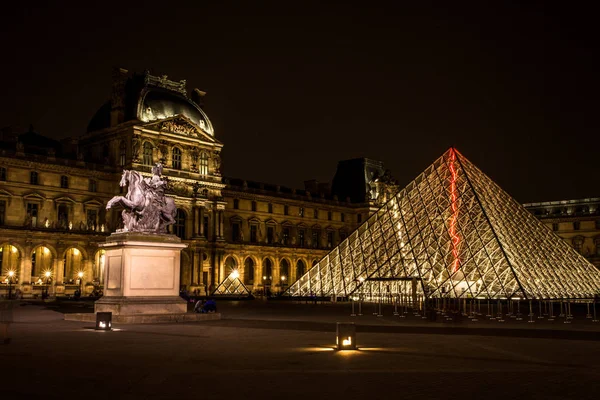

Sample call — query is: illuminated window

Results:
[252,201,257,212]
[312,229,320,248]
[60,175,69,189]
[30,171,38,185]
[574,221,581,231]
[58,205,68,229]
[31,249,37,277]
[232,222,241,242]
[89,179,97,193]
[244,258,254,284]
[119,141,126,166]
[263,258,272,285]
[282,227,290,245]
[86,210,98,230]
[173,209,186,239]
[26,203,38,227]
[280,259,289,281]
[172,147,182,170]
[296,259,305,279]
[199,152,209,175]
[0,167,6,181]
[143,142,153,165]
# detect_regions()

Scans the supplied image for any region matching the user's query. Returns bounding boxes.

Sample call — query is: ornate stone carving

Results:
[106,163,177,234]
[213,151,221,175]
[161,120,197,136]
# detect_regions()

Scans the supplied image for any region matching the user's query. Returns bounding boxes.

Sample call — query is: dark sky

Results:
[1,1,597,203]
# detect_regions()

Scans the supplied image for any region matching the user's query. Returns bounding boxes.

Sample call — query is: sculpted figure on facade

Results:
[106,163,177,234]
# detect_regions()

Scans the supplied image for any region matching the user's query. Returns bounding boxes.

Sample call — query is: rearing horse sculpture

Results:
[106,169,177,234]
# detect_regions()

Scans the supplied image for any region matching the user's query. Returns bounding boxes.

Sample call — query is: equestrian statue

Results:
[106,163,177,234]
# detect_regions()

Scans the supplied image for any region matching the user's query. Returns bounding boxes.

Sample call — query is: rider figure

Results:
[139,163,167,215]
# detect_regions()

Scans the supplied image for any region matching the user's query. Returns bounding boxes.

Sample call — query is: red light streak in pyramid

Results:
[449,150,460,273]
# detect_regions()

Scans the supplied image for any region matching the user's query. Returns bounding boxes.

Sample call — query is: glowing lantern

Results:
[336,322,356,350]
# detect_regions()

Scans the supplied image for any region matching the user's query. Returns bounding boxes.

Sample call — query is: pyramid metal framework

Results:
[285,148,600,300]
[212,273,252,297]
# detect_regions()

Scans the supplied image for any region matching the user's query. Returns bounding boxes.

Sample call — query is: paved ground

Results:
[2,299,600,400]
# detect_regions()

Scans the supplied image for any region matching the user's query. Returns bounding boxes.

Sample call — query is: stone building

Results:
[523,198,600,268]
[2,68,595,300]
[0,68,397,299]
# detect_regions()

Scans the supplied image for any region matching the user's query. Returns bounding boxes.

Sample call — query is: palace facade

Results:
[0,68,399,299]
[0,68,598,299]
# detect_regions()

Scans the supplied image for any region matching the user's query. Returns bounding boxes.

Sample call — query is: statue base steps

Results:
[64,312,221,324]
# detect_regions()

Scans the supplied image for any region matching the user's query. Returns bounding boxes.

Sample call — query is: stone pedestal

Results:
[95,232,188,315]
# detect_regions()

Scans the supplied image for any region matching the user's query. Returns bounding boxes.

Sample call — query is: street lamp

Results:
[44,271,51,299]
[77,271,83,298]
[7,270,15,300]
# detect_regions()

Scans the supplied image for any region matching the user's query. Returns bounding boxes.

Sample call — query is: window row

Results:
[232,198,359,222]
[139,142,210,175]
[0,169,98,192]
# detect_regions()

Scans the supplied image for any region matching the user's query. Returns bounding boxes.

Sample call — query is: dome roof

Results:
[138,89,214,135]
[86,70,214,135]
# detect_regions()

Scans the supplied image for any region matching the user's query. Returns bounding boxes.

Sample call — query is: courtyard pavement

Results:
[1,299,599,400]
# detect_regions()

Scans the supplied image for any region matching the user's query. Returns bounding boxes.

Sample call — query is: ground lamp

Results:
[336,322,356,350]
[96,312,112,331]
[44,271,51,298]
[7,270,15,299]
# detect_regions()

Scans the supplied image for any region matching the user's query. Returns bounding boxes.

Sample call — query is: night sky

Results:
[1,1,597,203]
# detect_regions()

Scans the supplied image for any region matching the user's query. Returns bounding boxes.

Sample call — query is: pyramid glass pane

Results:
[285,148,600,300]
[213,273,251,297]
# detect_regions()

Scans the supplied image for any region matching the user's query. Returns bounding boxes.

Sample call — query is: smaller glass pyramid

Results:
[213,270,252,297]
[284,148,600,300]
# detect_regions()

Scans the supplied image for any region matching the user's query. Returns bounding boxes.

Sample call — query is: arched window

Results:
[199,152,209,175]
[263,258,272,286]
[119,141,126,166]
[244,258,254,284]
[225,256,237,274]
[173,209,186,239]
[280,259,289,282]
[296,259,305,279]
[172,147,182,170]
[143,142,153,166]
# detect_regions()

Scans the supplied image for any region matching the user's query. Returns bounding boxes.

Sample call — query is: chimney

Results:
[110,67,128,127]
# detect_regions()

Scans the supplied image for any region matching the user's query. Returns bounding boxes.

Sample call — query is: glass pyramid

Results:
[212,271,252,297]
[285,148,600,300]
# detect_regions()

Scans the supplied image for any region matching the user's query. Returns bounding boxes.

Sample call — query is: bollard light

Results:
[336,322,356,350]
[96,312,112,331]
